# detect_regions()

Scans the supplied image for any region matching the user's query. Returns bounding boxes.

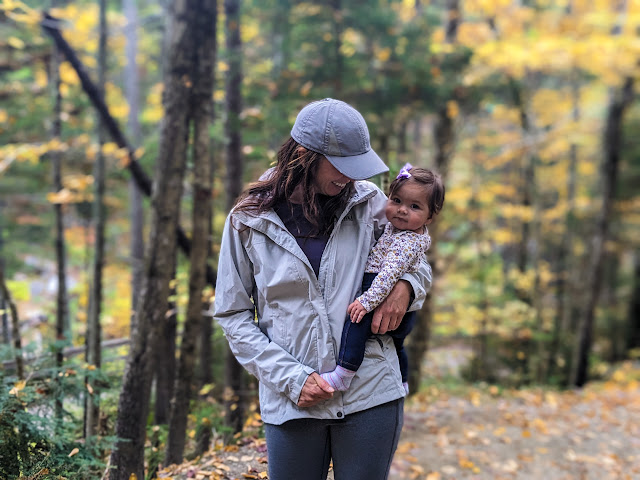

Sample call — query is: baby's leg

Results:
[390,311,416,394]
[321,273,377,391]
[321,311,374,391]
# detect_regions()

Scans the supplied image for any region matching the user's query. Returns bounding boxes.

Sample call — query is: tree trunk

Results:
[626,251,640,353]
[165,6,216,459]
[329,0,343,96]
[124,0,144,336]
[49,17,68,422]
[154,294,176,425]
[0,203,8,346]
[408,0,458,395]
[223,0,247,434]
[507,77,533,277]
[604,253,623,362]
[198,303,214,389]
[571,78,634,387]
[0,265,23,379]
[109,0,211,476]
[549,76,580,382]
[85,0,107,439]
[40,17,218,289]
[225,0,243,213]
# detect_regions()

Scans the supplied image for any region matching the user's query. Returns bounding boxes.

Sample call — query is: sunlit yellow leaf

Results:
[47,189,75,205]
[300,81,313,96]
[446,101,459,119]
[7,36,24,49]
[34,68,48,89]
[59,62,79,85]
[376,47,391,62]
[68,447,79,457]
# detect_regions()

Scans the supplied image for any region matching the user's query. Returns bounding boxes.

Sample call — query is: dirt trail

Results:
[391,381,640,479]
[158,351,640,480]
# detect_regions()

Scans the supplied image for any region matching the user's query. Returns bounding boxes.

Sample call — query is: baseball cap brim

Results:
[324,148,389,181]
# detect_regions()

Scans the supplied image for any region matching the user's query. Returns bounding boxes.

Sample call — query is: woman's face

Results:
[314,157,353,196]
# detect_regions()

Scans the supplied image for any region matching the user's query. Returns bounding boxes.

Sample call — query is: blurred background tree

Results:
[0,0,638,477]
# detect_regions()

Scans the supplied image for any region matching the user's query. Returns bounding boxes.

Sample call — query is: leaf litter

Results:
[158,362,639,479]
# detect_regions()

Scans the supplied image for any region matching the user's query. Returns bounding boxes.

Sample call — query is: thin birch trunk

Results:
[124,0,144,335]
[49,2,69,421]
[85,0,107,439]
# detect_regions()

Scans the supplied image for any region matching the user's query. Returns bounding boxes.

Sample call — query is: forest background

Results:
[0,0,639,479]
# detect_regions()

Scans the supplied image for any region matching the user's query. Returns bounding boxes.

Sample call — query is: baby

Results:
[322,164,445,394]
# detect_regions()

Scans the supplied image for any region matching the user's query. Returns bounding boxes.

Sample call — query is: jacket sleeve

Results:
[213,215,315,405]
[357,233,427,312]
[367,184,432,312]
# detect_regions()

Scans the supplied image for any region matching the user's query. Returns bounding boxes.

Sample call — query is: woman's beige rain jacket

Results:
[214,180,432,425]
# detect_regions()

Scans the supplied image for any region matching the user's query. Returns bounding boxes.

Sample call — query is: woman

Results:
[214,98,432,479]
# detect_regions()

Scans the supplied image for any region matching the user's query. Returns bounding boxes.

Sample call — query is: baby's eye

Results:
[392,197,401,204]
[411,204,421,209]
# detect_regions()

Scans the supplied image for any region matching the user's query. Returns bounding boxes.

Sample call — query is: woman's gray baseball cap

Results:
[290,98,389,180]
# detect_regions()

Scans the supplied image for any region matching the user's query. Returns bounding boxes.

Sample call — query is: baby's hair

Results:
[388,167,445,220]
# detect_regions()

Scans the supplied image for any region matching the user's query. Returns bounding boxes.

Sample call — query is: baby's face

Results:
[385,182,432,233]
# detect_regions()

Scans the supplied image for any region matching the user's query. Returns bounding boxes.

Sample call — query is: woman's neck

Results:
[289,184,304,204]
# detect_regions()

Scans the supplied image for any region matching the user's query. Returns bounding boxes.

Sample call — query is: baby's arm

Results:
[357,234,426,312]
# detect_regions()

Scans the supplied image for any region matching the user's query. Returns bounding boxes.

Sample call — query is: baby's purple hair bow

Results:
[396,163,413,179]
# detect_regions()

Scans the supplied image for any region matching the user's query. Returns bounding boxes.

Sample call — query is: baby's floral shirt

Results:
[357,223,431,312]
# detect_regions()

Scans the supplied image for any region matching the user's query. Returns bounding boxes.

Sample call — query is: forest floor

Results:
[157,347,640,480]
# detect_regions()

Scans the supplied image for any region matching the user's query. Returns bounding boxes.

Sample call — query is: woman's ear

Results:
[295,146,308,155]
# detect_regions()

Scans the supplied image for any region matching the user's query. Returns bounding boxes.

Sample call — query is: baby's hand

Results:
[347,300,367,323]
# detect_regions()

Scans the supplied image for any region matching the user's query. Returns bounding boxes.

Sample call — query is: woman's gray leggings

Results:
[264,398,404,480]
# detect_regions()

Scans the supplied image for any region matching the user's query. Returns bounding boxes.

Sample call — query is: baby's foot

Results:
[321,366,356,391]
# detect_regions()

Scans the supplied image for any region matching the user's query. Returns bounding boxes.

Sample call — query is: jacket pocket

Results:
[363,335,385,362]
[269,303,291,347]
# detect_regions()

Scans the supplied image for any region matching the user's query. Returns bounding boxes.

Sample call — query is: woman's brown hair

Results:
[388,167,445,220]
[233,137,355,234]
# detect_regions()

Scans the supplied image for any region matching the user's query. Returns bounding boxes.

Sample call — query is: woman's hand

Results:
[297,372,334,407]
[371,280,411,334]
